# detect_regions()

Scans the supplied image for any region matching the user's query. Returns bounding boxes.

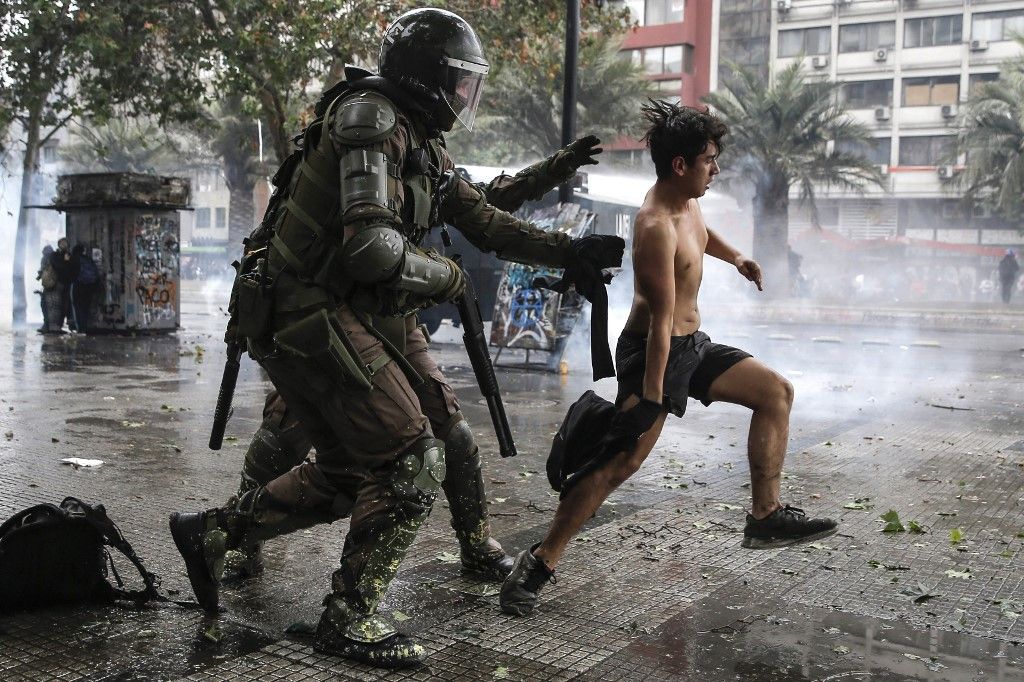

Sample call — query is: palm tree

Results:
[955,37,1024,224]
[447,33,657,165]
[208,95,267,250]
[703,61,885,295]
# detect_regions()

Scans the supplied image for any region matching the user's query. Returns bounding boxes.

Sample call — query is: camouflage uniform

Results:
[231,157,583,578]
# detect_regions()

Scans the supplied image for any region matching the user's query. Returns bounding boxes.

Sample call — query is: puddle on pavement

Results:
[636,589,1024,681]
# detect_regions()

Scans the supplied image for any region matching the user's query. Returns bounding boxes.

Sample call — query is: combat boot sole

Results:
[169,512,220,613]
[314,625,425,669]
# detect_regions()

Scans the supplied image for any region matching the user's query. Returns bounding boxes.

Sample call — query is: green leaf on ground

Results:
[713,503,743,511]
[880,509,905,533]
[908,520,926,534]
[902,583,941,604]
[945,568,972,580]
[436,551,460,563]
[833,645,850,655]
[493,665,510,679]
[201,625,223,643]
[392,611,410,622]
[949,528,964,544]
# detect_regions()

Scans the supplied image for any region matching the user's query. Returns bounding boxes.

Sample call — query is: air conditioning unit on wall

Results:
[874,106,891,121]
[937,165,957,180]
[941,104,958,118]
[812,55,829,69]
[874,48,888,62]
[777,0,792,12]
[970,39,989,52]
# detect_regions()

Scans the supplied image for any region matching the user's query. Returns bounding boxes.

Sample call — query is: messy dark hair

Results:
[640,99,728,180]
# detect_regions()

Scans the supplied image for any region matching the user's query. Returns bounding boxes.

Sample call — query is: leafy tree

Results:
[0,0,208,325]
[194,0,397,165]
[703,61,885,294]
[59,117,188,174]
[206,95,271,248]
[449,32,655,165]
[955,36,1024,225]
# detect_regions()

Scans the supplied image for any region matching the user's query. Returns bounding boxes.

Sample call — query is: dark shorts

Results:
[614,330,752,418]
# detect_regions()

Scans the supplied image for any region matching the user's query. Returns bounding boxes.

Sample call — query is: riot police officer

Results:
[170,7,622,669]
[226,135,606,583]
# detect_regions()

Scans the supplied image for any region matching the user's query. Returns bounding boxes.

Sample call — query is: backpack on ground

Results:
[76,257,99,285]
[0,497,167,610]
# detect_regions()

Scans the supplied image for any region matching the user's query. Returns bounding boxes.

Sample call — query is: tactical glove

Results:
[550,135,603,179]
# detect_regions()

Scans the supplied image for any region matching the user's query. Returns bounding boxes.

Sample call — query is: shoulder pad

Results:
[333,90,398,145]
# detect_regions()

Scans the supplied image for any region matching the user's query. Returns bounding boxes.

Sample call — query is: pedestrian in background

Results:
[70,243,99,333]
[49,238,76,331]
[36,245,61,334]
[998,249,1020,305]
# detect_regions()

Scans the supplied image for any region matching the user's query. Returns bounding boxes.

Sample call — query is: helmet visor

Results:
[440,57,488,131]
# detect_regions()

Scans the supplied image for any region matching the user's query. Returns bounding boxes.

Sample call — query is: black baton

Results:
[453,258,517,458]
[209,342,242,450]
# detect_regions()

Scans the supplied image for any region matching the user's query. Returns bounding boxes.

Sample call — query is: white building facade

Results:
[770,0,1024,249]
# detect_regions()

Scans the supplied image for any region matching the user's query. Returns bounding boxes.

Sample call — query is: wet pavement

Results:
[1,281,1023,681]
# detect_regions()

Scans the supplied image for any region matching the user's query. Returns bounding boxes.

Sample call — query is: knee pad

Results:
[391,437,446,502]
[439,415,480,471]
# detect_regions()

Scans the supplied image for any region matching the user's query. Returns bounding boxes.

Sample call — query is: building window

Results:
[841,80,893,108]
[635,45,688,75]
[41,143,59,164]
[195,208,211,229]
[654,79,682,104]
[663,45,683,73]
[902,75,959,106]
[968,72,1000,95]
[215,207,227,229]
[904,15,962,49]
[972,10,1024,42]
[778,27,831,57]
[837,137,891,165]
[898,135,955,166]
[838,21,895,53]
[645,0,684,26]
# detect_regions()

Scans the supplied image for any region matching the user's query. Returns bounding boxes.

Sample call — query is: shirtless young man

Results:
[500,100,837,616]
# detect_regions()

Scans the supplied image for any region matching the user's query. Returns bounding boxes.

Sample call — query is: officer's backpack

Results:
[76,257,99,285]
[0,497,165,610]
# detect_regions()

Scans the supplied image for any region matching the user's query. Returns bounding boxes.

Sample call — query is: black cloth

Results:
[614,330,751,418]
[536,234,624,381]
[546,390,661,496]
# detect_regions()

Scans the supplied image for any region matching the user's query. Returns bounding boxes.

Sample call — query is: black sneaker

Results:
[499,545,556,616]
[742,505,838,549]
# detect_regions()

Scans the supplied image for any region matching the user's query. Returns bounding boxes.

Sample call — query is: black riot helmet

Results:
[379,8,489,132]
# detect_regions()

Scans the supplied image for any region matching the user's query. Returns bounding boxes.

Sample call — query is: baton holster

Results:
[273,309,376,391]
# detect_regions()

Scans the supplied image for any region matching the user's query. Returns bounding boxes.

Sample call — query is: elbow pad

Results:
[339,224,404,283]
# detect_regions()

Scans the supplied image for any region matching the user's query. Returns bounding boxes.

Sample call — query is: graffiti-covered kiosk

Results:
[52,173,187,333]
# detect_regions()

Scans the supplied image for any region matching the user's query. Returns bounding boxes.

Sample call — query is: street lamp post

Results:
[560,0,622,204]
[559,0,581,204]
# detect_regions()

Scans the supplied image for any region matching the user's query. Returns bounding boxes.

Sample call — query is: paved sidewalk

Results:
[0,296,1022,680]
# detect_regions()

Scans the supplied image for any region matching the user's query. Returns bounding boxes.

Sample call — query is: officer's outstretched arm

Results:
[480,135,602,213]
[331,92,462,303]
[440,176,572,269]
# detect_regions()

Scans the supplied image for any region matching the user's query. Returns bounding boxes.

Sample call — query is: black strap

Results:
[534,275,614,381]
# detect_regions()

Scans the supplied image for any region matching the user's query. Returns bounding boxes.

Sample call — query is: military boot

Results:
[168,510,231,613]
[224,412,313,581]
[313,595,425,669]
[440,418,515,580]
